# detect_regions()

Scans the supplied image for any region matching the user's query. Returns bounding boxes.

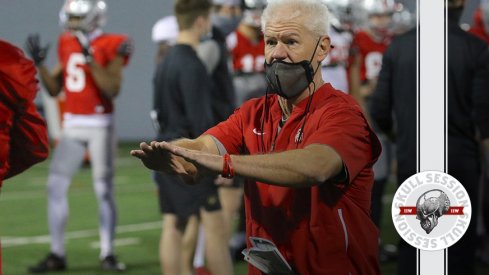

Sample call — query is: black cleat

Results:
[101,255,126,272]
[28,253,67,273]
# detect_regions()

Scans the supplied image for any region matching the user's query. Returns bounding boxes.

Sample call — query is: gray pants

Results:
[47,125,116,258]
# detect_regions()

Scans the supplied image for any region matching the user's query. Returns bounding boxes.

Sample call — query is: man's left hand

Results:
[131,141,186,174]
[117,39,133,57]
[158,141,223,177]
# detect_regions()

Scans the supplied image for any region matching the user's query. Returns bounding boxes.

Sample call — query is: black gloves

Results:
[73,31,93,63]
[25,34,50,66]
[117,39,133,57]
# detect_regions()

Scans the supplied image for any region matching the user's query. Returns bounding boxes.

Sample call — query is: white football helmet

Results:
[391,4,415,34]
[242,0,267,27]
[59,0,107,32]
[322,0,361,31]
[243,0,267,10]
[358,0,400,38]
[362,0,397,15]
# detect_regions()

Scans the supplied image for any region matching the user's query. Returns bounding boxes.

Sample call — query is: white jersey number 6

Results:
[66,53,86,92]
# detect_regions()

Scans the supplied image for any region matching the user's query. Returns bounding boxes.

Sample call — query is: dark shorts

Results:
[220,176,245,189]
[154,172,221,218]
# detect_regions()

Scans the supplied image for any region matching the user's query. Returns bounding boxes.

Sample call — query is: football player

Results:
[25,0,132,272]
[227,0,267,105]
[348,0,398,263]
[349,0,397,104]
[320,0,359,93]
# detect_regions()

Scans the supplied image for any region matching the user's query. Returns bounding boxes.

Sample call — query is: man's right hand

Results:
[25,34,49,66]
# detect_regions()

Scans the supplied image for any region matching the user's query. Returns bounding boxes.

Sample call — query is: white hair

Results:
[261,0,331,36]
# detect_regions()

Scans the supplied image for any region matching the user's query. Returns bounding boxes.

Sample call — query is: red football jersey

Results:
[350,30,391,82]
[58,32,131,115]
[228,30,265,73]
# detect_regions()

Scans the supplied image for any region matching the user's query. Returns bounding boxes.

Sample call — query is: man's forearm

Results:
[38,66,61,97]
[166,142,344,188]
[88,61,121,99]
[230,145,343,188]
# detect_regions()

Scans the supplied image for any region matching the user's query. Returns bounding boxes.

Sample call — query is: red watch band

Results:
[221,153,234,179]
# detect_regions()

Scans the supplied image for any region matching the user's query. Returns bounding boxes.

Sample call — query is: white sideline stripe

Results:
[1,221,161,248]
[90,237,141,249]
[0,179,155,201]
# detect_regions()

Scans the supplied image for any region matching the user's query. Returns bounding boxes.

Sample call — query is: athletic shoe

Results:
[101,255,126,272]
[28,253,67,273]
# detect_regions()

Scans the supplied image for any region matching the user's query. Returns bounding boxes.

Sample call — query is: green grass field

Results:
[1,142,488,274]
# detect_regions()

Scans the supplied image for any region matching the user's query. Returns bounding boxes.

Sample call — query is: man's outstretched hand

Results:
[158,141,223,176]
[131,141,223,180]
[130,141,181,173]
[25,34,49,66]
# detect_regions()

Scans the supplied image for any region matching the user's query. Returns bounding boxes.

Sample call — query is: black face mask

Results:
[264,38,321,99]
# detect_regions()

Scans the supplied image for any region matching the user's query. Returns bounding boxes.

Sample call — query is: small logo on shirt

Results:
[294,128,303,143]
[391,171,471,251]
[253,128,265,135]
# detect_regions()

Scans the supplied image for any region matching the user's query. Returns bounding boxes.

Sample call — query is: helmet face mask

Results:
[368,12,393,33]
[59,0,107,33]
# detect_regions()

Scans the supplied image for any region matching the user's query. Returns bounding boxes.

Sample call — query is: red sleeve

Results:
[306,104,381,183]
[0,40,49,182]
[106,35,132,66]
[204,107,244,155]
[0,41,39,102]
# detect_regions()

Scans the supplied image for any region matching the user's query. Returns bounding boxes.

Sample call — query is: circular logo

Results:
[391,170,471,251]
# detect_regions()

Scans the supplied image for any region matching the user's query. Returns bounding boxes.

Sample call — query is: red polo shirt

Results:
[206,83,381,275]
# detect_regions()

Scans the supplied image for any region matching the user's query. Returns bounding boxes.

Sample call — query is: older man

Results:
[132,0,381,274]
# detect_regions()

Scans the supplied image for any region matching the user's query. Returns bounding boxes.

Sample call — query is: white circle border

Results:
[391,170,472,251]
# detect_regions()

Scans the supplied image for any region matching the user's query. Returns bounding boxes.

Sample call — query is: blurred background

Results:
[0,0,478,142]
